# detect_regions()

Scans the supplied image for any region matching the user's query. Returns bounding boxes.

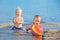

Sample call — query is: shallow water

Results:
[0,27,32,40]
[0,24,60,40]
[0,28,42,40]
[41,24,60,31]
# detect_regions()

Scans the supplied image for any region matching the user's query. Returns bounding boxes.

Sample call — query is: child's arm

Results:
[17,17,24,24]
[26,25,31,33]
[21,18,24,24]
[13,18,17,24]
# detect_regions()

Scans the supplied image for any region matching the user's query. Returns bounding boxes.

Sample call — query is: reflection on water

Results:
[13,30,42,40]
[0,27,43,40]
[32,36,42,40]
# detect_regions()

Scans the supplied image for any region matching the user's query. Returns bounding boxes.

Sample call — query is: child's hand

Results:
[26,27,30,33]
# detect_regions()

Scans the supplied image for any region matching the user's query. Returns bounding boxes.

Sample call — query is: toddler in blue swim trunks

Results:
[12,7,24,30]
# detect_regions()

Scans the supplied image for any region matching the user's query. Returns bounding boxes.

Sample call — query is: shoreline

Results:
[0,22,60,28]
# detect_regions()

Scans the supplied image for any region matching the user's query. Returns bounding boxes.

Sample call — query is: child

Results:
[12,7,24,30]
[26,15,43,36]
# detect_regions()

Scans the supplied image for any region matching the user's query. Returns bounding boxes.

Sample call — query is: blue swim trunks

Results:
[11,26,25,30]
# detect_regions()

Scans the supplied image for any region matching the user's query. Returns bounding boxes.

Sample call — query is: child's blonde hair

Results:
[16,7,22,12]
